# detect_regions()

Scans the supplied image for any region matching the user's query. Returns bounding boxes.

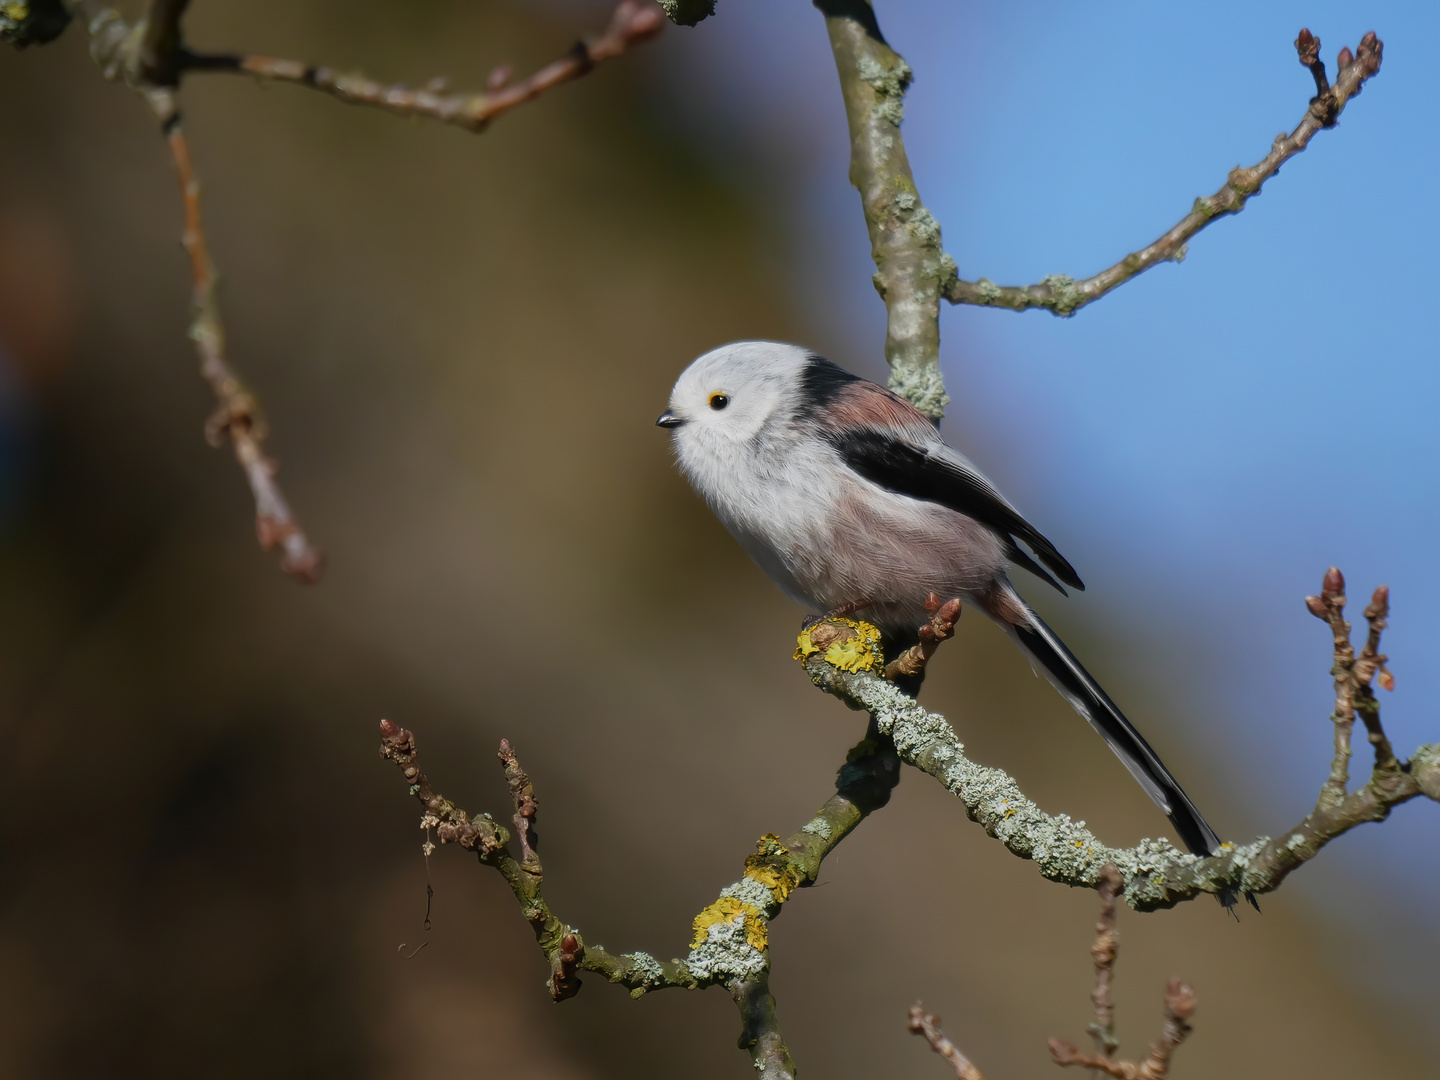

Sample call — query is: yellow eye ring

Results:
[709,393,730,411]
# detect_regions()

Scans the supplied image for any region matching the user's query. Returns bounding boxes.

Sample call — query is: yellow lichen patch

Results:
[690,897,768,953]
[793,618,884,673]
[743,833,804,904]
[2,2,31,21]
[744,860,803,904]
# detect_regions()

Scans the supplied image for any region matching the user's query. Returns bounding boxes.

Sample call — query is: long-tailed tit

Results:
[658,340,1229,873]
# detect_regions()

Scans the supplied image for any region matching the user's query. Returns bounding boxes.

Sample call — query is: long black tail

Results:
[997,591,1224,859]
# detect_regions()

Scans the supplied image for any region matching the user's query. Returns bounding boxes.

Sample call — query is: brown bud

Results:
[1322,566,1345,600]
[1165,978,1197,1020]
[1295,28,1320,66]
[1305,595,1328,620]
[1357,32,1384,71]
[1364,584,1390,620]
[1378,667,1395,692]
[939,598,962,624]
[1336,46,1353,69]
[924,592,941,614]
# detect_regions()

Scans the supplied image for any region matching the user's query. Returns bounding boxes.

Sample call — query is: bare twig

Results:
[497,738,540,871]
[908,1004,986,1080]
[1050,978,1196,1080]
[69,2,324,580]
[160,102,323,582]
[801,569,1438,911]
[179,1,666,134]
[945,30,1385,316]
[884,593,962,681]
[1088,865,1123,1061]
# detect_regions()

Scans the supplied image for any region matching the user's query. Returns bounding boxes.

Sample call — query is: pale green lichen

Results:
[887,364,949,422]
[686,906,768,981]
[855,53,912,126]
[1041,273,1083,316]
[975,277,1002,303]
[938,253,960,295]
[801,818,832,841]
[621,951,667,989]
[808,660,1275,909]
[906,207,942,246]
[721,875,776,914]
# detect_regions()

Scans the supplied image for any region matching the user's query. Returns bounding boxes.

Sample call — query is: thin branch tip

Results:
[947,27,1384,316]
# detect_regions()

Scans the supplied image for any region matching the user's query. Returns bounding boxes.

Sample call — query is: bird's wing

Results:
[821,398,1084,593]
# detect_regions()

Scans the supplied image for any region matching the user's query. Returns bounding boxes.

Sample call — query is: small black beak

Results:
[656,411,684,429]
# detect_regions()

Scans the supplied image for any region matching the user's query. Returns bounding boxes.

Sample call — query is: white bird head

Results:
[656,340,811,448]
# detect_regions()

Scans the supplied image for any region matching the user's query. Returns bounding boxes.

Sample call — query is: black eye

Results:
[709,393,730,411]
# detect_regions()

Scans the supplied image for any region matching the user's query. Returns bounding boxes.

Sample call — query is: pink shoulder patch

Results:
[831,382,935,438]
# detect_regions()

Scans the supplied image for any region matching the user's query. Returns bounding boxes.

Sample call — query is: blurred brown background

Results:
[0,2,1429,1077]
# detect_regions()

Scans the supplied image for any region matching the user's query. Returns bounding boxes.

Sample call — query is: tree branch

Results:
[816,0,950,421]
[799,571,1436,911]
[908,1003,987,1080]
[178,1,666,134]
[1049,978,1196,1080]
[69,3,325,580]
[378,716,900,1071]
[944,30,1384,316]
[159,103,324,582]
[1087,865,1123,1061]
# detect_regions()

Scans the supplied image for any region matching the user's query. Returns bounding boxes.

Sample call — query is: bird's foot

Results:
[883,594,962,682]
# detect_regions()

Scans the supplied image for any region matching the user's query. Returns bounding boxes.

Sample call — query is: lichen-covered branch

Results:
[945,30,1384,316]
[816,0,950,421]
[800,570,1437,911]
[179,1,666,134]
[378,716,900,1073]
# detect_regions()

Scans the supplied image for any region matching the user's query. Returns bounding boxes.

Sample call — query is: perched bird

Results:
[657,340,1229,871]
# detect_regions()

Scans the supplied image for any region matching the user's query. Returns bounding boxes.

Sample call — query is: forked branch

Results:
[379,717,900,1078]
[943,30,1384,316]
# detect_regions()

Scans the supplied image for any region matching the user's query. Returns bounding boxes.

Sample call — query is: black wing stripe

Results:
[830,428,1084,592]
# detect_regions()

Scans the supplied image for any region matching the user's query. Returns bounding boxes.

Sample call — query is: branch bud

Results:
[1336,46,1353,69]
[1164,977,1197,1020]
[1305,595,1328,620]
[1363,584,1389,621]
[1321,566,1345,602]
[1294,28,1320,66]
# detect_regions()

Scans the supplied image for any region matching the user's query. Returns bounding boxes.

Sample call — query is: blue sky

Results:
[656,0,1438,1011]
